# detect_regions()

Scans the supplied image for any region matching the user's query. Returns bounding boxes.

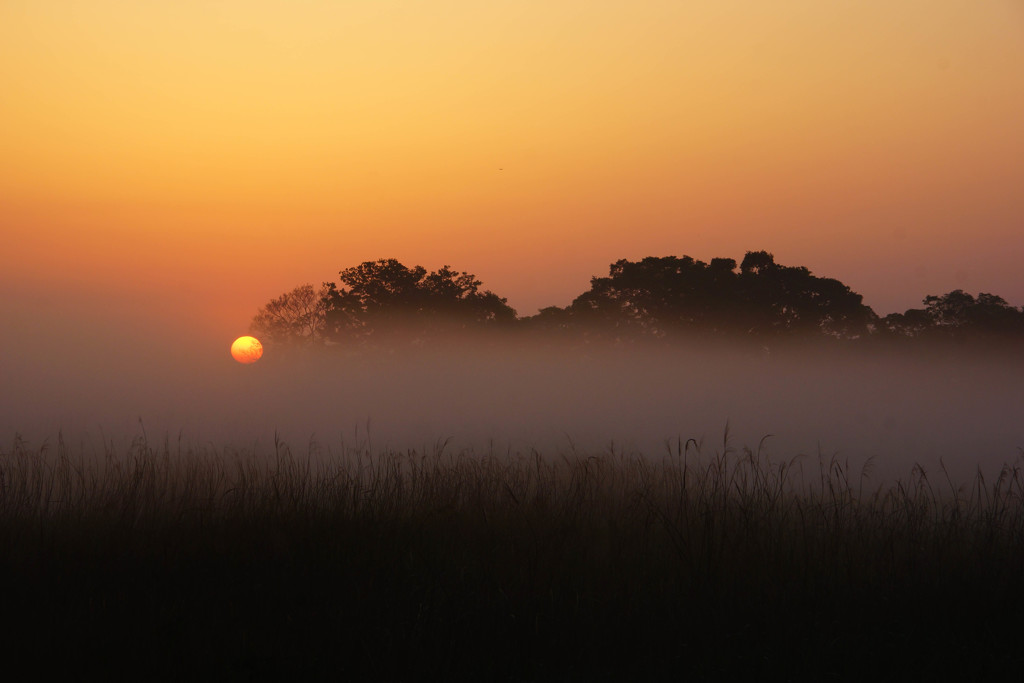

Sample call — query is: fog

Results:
[3,304,1021,486]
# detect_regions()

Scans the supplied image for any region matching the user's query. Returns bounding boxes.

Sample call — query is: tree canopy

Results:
[251,253,1023,350]
[525,252,875,342]
[880,289,1024,341]
[254,259,516,349]
[251,283,330,346]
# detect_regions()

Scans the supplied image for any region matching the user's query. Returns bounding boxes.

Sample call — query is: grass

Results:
[2,429,1023,680]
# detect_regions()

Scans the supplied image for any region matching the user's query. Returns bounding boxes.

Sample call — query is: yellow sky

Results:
[2,0,1023,344]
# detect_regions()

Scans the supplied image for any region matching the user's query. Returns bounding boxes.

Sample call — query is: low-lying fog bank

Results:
[3,336,1021,484]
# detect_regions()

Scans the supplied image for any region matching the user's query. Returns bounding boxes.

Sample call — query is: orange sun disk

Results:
[231,335,264,364]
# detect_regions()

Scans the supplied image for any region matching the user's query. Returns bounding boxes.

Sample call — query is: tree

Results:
[878,309,933,339]
[321,259,516,345]
[921,290,1024,338]
[969,293,1024,334]
[251,253,1024,351]
[420,265,518,325]
[564,256,741,338]
[555,251,874,341]
[336,259,427,316]
[735,253,874,338]
[923,289,977,329]
[250,283,329,346]
[739,250,776,275]
[878,290,1024,341]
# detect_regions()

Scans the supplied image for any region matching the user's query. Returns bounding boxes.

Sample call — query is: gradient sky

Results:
[3,0,1023,351]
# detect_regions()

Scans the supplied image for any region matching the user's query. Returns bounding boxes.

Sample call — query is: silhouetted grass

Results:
[2,431,1023,680]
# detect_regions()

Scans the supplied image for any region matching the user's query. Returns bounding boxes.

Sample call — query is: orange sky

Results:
[2,0,1023,348]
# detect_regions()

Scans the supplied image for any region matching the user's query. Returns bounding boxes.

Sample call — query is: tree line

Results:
[251,253,1024,349]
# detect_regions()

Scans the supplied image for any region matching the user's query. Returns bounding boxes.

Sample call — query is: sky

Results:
[3,0,1023,341]
[2,2,1023,465]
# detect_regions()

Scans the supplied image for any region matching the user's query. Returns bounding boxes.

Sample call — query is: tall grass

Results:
[2,430,1023,680]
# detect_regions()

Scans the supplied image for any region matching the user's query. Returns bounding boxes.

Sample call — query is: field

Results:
[3,430,1023,680]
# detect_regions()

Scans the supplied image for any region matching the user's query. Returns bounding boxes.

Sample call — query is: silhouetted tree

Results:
[924,289,977,329]
[924,290,1024,337]
[739,250,776,275]
[968,293,1024,334]
[566,256,740,338]
[519,305,576,338]
[878,309,933,339]
[736,252,874,338]
[551,252,873,341]
[878,290,1024,342]
[251,283,329,346]
[320,259,516,345]
[251,253,1021,352]
[421,265,518,325]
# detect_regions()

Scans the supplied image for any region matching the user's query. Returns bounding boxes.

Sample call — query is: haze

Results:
[3,312,1021,485]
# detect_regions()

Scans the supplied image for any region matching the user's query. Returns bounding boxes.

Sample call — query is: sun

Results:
[231,335,264,364]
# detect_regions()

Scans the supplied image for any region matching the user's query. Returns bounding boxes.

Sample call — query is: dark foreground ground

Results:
[2,436,1023,681]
